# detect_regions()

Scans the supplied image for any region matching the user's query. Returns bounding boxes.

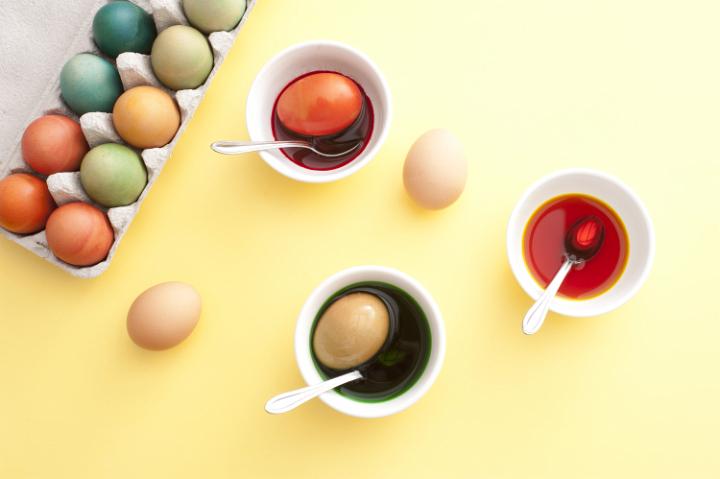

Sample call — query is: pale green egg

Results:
[80,143,147,207]
[183,0,246,34]
[151,25,213,90]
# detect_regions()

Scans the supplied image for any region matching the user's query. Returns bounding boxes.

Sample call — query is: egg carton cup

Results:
[0,0,256,278]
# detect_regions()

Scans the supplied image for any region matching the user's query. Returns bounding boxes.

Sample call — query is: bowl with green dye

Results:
[294,265,446,418]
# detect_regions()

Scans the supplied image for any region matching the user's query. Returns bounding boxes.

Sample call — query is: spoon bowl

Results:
[565,215,605,262]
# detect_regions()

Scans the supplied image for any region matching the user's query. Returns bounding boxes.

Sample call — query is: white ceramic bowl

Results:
[507,168,655,317]
[246,40,392,183]
[294,266,445,418]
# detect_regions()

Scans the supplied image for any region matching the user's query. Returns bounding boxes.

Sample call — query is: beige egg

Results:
[403,128,467,209]
[127,282,202,350]
[312,293,389,370]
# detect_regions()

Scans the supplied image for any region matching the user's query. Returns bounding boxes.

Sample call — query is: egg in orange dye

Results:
[45,202,114,266]
[0,173,56,234]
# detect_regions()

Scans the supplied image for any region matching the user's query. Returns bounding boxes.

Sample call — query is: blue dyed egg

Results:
[60,53,124,115]
[93,1,157,57]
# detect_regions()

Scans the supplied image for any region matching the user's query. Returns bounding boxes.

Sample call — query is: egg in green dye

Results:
[60,54,124,115]
[93,1,157,57]
[80,143,147,207]
[151,25,213,90]
[183,0,246,34]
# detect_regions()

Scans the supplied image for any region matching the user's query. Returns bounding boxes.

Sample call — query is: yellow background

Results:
[1,0,719,477]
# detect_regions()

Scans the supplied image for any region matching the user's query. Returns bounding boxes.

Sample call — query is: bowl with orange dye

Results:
[507,168,655,318]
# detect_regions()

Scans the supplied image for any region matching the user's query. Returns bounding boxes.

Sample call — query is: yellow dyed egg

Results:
[112,86,180,149]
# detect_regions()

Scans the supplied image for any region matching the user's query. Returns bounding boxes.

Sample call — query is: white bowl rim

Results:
[294,265,446,418]
[245,40,393,184]
[506,167,656,317]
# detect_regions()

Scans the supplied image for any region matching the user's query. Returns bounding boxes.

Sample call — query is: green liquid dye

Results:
[310,282,431,403]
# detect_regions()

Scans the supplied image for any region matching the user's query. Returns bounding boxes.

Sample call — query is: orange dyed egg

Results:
[112,86,180,149]
[276,72,363,137]
[0,174,56,234]
[45,202,114,266]
[22,115,89,175]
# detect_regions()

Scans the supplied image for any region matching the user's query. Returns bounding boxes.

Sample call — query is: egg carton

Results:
[0,0,256,278]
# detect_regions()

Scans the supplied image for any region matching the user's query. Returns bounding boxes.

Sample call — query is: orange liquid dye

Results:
[523,194,629,299]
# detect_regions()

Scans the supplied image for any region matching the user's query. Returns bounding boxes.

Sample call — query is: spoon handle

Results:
[265,370,363,415]
[522,257,574,335]
[211,140,310,155]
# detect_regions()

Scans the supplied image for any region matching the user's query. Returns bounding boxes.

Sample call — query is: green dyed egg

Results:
[80,143,147,207]
[183,0,246,34]
[93,1,157,57]
[151,25,213,90]
[60,54,124,115]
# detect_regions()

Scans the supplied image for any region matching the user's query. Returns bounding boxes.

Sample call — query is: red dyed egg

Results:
[0,173,56,234]
[22,115,89,175]
[46,202,114,266]
[276,72,363,137]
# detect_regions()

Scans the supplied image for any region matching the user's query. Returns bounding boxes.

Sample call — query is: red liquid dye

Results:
[523,194,629,299]
[271,71,374,171]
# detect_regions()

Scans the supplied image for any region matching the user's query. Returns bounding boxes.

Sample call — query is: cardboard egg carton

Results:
[0,0,256,278]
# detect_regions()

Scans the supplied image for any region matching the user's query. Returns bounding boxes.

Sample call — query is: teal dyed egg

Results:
[93,1,157,57]
[60,54,123,115]
[183,0,246,34]
[80,143,147,207]
[151,25,213,90]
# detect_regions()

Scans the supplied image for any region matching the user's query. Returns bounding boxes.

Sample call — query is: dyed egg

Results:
[151,25,213,90]
[183,0,246,34]
[403,129,467,209]
[312,292,390,370]
[0,174,56,234]
[127,282,202,350]
[60,53,123,115]
[45,202,113,266]
[80,143,147,207]
[93,0,157,57]
[22,115,89,175]
[276,72,363,137]
[112,86,180,148]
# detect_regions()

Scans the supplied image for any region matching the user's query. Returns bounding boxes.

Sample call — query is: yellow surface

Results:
[1,0,719,477]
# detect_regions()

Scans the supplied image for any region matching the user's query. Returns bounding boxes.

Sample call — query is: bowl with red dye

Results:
[507,169,654,317]
[246,40,392,183]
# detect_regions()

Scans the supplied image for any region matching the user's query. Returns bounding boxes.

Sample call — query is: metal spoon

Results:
[210,139,361,158]
[265,370,363,414]
[522,215,605,335]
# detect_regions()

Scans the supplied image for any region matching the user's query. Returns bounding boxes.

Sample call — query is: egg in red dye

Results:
[276,72,363,137]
